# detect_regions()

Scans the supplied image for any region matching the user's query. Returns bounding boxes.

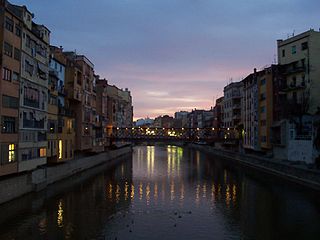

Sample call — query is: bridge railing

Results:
[108,127,239,141]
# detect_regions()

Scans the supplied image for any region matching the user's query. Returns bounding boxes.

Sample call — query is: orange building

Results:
[0,1,22,176]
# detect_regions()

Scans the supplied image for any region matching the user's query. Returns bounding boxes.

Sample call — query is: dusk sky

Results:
[14,0,320,120]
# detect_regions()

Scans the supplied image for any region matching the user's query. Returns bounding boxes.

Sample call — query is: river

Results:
[0,145,319,240]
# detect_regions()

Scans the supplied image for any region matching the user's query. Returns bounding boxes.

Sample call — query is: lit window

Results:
[8,144,15,162]
[39,148,46,157]
[59,140,63,159]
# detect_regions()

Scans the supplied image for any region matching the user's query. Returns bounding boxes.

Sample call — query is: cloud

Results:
[14,0,320,119]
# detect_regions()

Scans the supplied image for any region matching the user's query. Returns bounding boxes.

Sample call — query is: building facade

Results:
[49,46,75,162]
[16,5,50,172]
[242,71,259,150]
[223,82,242,129]
[0,1,22,175]
[277,29,320,115]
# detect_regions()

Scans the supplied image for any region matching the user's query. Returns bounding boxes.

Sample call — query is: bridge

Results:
[109,127,238,143]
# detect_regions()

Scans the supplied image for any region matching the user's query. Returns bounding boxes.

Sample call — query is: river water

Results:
[0,145,320,240]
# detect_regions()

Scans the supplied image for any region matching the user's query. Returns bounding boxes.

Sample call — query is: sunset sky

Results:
[14,0,320,120]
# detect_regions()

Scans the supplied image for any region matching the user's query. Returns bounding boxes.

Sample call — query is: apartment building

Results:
[213,97,223,129]
[48,46,75,162]
[11,4,50,172]
[242,71,259,151]
[63,52,95,153]
[95,76,108,151]
[106,84,133,130]
[277,29,320,115]
[0,1,21,176]
[223,82,242,129]
[257,66,275,151]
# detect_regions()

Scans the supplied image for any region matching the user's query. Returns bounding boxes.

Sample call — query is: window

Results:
[15,26,21,37]
[23,86,40,108]
[1,116,16,133]
[5,17,13,32]
[2,95,19,109]
[260,93,266,101]
[292,92,297,102]
[26,35,31,48]
[4,42,13,57]
[261,136,267,143]
[260,78,266,85]
[65,140,68,158]
[260,106,265,113]
[38,131,46,141]
[48,120,56,133]
[301,42,308,50]
[58,140,63,159]
[8,144,16,162]
[12,71,19,81]
[14,48,21,61]
[84,125,89,135]
[292,76,296,86]
[261,120,266,126]
[2,68,12,81]
[39,148,46,157]
[25,60,34,75]
[291,45,296,54]
[282,49,285,57]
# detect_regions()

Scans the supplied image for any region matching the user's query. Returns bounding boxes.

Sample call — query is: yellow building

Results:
[258,66,274,151]
[277,29,320,114]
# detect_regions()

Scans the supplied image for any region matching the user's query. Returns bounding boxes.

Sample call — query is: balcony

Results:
[24,98,40,109]
[232,104,241,109]
[282,63,306,75]
[58,85,66,95]
[282,81,306,92]
[23,118,45,129]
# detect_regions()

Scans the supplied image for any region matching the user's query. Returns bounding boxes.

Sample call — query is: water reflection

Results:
[57,199,64,227]
[0,146,319,240]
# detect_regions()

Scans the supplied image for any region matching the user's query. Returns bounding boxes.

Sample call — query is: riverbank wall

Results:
[189,144,320,191]
[0,146,132,205]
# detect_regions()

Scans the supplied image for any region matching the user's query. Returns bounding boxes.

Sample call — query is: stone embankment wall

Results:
[0,146,132,204]
[190,144,320,190]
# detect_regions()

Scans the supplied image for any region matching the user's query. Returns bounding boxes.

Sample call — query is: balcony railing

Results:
[23,119,45,129]
[24,98,40,108]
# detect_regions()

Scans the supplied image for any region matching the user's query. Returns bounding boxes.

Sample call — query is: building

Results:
[257,66,275,151]
[213,97,223,129]
[117,87,133,128]
[242,70,259,151]
[174,111,189,128]
[272,29,320,163]
[49,46,75,162]
[223,82,242,129]
[277,29,320,115]
[154,115,174,128]
[96,76,108,150]
[106,84,133,132]
[135,118,154,127]
[15,4,50,172]
[213,97,224,138]
[64,52,95,153]
[0,1,22,176]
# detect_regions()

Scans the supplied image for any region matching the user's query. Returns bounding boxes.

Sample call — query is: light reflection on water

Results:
[0,145,319,240]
